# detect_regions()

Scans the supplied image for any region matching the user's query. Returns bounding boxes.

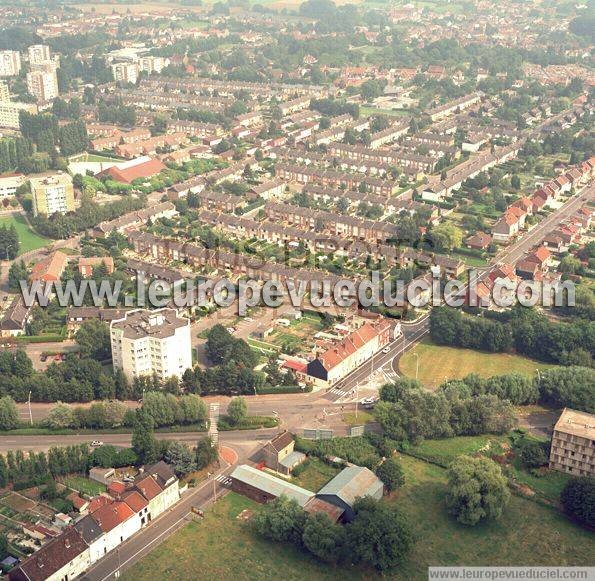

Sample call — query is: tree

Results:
[253,495,306,544]
[163,441,196,477]
[0,396,19,430]
[537,367,595,413]
[195,437,218,470]
[302,512,345,562]
[558,255,581,275]
[430,222,463,253]
[376,457,405,492]
[131,409,158,465]
[43,403,78,429]
[0,532,8,560]
[346,497,413,571]
[510,174,521,190]
[513,437,548,469]
[560,477,595,528]
[75,319,111,361]
[445,456,510,526]
[227,397,247,425]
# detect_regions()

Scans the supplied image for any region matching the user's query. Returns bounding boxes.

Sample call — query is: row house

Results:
[306,319,393,388]
[91,135,122,151]
[275,163,396,196]
[515,246,551,280]
[120,128,152,144]
[368,120,410,148]
[402,137,458,158]
[115,133,189,159]
[264,202,399,243]
[128,231,344,289]
[139,77,328,99]
[329,143,436,174]
[236,111,263,127]
[421,140,522,201]
[9,462,179,581]
[278,96,311,116]
[303,184,404,214]
[166,120,223,138]
[426,93,483,122]
[92,201,178,237]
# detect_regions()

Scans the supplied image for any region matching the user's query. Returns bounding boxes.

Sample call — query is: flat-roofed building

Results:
[110,308,192,381]
[0,100,38,129]
[0,50,21,77]
[549,408,595,477]
[30,172,74,216]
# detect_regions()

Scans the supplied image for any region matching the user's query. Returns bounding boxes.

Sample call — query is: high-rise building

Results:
[139,56,169,75]
[110,308,192,382]
[111,62,139,85]
[0,101,38,130]
[549,408,595,478]
[30,172,75,216]
[26,68,59,103]
[27,44,51,65]
[0,50,21,77]
[0,80,9,102]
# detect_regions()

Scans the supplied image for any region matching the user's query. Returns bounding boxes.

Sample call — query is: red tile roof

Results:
[30,251,68,282]
[121,490,148,513]
[91,501,135,533]
[134,475,163,501]
[99,158,166,184]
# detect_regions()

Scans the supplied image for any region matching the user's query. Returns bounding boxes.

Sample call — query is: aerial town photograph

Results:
[0,0,592,578]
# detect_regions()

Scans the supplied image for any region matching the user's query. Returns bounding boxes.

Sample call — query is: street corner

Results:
[219,445,239,466]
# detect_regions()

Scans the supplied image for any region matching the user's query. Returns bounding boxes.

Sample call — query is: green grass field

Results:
[123,457,594,581]
[0,214,51,255]
[408,435,508,467]
[399,339,555,389]
[61,475,106,496]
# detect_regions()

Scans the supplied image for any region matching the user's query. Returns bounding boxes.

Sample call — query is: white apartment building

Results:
[139,56,169,74]
[110,308,192,381]
[30,172,75,216]
[27,44,51,65]
[111,62,139,85]
[26,68,59,102]
[0,100,38,129]
[0,80,8,102]
[0,50,21,77]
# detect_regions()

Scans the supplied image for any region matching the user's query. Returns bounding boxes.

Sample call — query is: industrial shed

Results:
[230,465,314,507]
[316,466,384,521]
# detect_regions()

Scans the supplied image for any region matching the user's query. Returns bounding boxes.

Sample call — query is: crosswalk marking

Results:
[215,475,232,486]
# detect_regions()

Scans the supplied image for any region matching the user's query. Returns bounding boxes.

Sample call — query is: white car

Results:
[382,346,391,354]
[90,440,104,447]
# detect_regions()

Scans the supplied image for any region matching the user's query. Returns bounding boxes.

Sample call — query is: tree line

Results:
[430,306,595,368]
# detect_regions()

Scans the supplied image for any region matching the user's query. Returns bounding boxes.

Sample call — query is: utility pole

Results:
[414,352,419,380]
[27,390,33,426]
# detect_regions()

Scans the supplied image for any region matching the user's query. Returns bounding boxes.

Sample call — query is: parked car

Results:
[90,441,104,447]
[382,346,391,354]
[40,354,47,362]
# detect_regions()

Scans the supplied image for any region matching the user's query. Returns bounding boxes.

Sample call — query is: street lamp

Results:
[27,390,33,426]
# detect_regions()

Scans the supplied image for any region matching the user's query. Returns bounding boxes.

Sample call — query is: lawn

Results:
[0,214,51,255]
[122,492,363,581]
[407,435,508,467]
[290,458,341,492]
[61,475,105,496]
[361,105,410,117]
[392,456,594,578]
[124,459,594,580]
[399,339,555,389]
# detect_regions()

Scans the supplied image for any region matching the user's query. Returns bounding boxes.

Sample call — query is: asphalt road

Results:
[328,180,595,397]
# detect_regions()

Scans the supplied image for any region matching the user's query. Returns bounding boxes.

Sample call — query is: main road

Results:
[326,179,595,398]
